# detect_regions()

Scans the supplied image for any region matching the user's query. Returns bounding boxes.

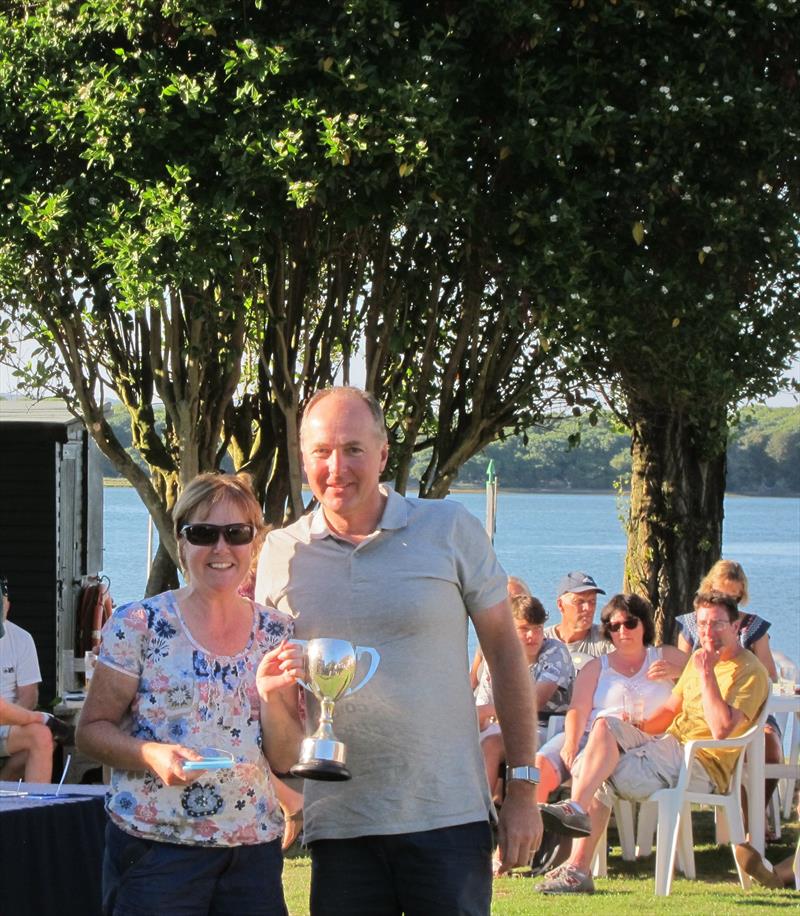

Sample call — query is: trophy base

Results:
[290,759,352,781]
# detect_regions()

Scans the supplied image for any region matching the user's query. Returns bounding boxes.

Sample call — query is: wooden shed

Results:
[0,398,103,704]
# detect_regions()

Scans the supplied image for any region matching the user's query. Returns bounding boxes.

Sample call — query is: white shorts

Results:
[0,724,11,758]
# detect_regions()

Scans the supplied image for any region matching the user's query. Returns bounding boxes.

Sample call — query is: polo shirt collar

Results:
[308,484,409,540]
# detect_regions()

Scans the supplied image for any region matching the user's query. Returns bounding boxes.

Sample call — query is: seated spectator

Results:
[544,572,608,668]
[674,559,783,831]
[535,593,686,804]
[0,695,55,782]
[476,595,574,799]
[536,590,769,895]
[469,575,531,690]
[0,574,42,710]
[734,800,800,889]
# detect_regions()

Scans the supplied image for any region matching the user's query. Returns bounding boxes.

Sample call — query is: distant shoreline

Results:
[102,478,799,498]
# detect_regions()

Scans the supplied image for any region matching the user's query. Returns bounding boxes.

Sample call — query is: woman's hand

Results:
[559,741,579,771]
[256,640,305,702]
[647,659,683,681]
[141,742,206,786]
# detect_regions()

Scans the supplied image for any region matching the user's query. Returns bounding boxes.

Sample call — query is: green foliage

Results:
[446,407,798,494]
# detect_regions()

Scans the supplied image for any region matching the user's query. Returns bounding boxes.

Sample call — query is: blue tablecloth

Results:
[0,782,107,916]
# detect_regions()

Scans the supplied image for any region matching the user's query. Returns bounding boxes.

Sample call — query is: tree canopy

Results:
[2,2,798,618]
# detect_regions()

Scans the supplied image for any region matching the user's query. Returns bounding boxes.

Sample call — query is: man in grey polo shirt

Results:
[544,571,608,666]
[256,386,542,916]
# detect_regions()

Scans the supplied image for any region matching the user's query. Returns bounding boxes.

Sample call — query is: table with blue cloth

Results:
[0,781,107,916]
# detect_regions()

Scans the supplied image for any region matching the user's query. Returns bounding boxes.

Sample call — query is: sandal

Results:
[282,808,304,852]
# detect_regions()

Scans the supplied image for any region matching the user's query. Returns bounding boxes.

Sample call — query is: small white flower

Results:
[640,79,647,85]
[393,21,400,28]
[604,105,615,112]
[528,118,538,126]
[768,2,777,9]
[702,246,712,253]
[550,214,558,222]
[723,95,733,103]
[728,9,736,17]
[669,105,679,112]
[706,293,714,300]
[639,58,647,67]
[659,85,671,94]
[636,9,645,18]
[661,286,668,294]
[728,29,736,37]
[764,236,771,243]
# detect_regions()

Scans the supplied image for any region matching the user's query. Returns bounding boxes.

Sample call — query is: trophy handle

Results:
[345,646,380,696]
[287,639,313,692]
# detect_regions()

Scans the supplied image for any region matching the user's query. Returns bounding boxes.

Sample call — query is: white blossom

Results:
[669,105,679,112]
[550,214,558,222]
[702,246,712,253]
[723,95,733,103]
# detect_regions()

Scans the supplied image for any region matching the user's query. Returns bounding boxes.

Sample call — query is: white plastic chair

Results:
[649,706,767,896]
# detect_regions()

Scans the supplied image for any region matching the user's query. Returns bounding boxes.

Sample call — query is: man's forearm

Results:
[487,647,538,760]
[700,674,737,738]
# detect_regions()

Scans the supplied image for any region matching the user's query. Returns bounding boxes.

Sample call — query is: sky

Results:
[1,333,797,407]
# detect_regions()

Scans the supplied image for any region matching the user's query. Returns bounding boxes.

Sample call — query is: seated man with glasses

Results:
[535,589,770,894]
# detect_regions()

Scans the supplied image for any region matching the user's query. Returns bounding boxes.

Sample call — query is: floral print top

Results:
[98,590,292,846]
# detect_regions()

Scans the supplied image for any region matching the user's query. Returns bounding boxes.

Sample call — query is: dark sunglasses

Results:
[179,523,255,546]
[608,617,640,633]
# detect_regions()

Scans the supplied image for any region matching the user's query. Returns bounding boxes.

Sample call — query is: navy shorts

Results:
[103,821,287,916]
[308,821,493,916]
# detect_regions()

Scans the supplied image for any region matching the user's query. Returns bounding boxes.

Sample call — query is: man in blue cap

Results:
[544,571,608,664]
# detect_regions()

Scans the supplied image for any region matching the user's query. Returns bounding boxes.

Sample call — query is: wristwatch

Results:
[507,764,540,785]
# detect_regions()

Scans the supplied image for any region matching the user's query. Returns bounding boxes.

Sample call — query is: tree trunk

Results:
[145,539,180,597]
[623,402,726,644]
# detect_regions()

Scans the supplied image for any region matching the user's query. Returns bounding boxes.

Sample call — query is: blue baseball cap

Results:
[557,571,605,598]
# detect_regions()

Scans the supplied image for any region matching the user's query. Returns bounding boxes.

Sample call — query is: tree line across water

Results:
[100,403,799,497]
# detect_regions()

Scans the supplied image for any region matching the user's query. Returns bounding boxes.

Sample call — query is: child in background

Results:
[476,595,574,802]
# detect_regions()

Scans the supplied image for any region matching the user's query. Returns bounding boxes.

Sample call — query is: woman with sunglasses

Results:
[77,473,292,916]
[534,594,686,805]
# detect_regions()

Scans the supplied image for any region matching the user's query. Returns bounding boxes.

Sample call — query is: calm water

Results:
[101,488,800,663]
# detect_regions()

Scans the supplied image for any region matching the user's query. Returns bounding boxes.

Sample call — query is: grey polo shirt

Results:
[255,485,508,842]
[543,622,610,662]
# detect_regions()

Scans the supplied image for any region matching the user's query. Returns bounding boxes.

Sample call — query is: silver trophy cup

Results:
[290,637,380,781]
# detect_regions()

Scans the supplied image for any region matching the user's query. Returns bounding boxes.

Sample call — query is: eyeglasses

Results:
[696,619,730,632]
[179,523,255,546]
[608,617,640,633]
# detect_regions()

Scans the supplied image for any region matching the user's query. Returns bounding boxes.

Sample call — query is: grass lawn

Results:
[281,812,798,915]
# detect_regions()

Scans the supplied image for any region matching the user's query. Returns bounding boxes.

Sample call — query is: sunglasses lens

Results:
[224,524,255,545]
[181,524,255,546]
[610,618,638,633]
[182,524,218,546]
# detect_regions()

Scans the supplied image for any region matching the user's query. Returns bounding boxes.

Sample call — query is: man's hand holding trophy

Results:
[257,637,380,781]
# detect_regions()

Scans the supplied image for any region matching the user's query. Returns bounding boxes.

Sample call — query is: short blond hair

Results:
[700,559,749,607]
[300,386,387,444]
